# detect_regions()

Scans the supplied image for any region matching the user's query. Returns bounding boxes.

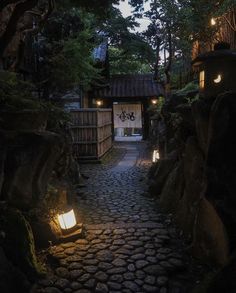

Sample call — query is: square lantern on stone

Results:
[57,207,83,242]
[192,42,236,98]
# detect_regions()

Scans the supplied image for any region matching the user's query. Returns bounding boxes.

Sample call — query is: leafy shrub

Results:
[0,71,42,110]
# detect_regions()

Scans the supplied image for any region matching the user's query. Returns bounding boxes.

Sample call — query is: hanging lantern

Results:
[152,150,160,163]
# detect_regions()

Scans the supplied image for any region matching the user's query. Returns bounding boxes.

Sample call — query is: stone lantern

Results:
[192,42,236,98]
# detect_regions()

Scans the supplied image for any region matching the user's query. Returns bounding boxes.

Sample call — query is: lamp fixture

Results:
[151,99,158,105]
[213,74,222,84]
[96,100,103,107]
[57,207,83,242]
[211,18,216,26]
[199,70,205,89]
[152,150,160,163]
[58,209,77,231]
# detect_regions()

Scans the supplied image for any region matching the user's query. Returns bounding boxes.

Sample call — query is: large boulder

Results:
[0,206,43,279]
[149,157,177,196]
[0,131,63,207]
[176,136,206,238]
[192,198,229,266]
[0,142,6,199]
[0,246,30,293]
[192,97,213,156]
[205,92,236,248]
[159,160,184,212]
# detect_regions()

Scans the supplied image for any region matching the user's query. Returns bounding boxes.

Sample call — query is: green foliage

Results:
[50,30,102,92]
[148,96,165,115]
[176,81,199,104]
[0,71,42,110]
[99,7,155,74]
[39,8,103,95]
[0,70,70,133]
[176,81,199,95]
[46,102,71,132]
[109,47,152,74]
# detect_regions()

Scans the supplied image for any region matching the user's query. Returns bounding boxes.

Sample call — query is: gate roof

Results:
[94,74,164,98]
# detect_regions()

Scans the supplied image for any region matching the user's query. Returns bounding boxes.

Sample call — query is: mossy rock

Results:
[0,207,45,280]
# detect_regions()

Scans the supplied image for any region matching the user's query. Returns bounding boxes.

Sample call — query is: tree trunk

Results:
[154,35,161,81]
[164,26,172,98]
[0,0,38,59]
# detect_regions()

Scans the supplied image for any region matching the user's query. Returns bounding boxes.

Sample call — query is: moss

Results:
[0,207,45,280]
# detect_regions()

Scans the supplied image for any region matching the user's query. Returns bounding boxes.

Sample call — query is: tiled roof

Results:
[94,74,164,98]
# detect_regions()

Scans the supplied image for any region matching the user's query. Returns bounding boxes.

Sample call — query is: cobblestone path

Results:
[35,142,203,293]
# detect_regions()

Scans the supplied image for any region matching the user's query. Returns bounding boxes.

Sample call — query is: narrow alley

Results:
[35,142,204,293]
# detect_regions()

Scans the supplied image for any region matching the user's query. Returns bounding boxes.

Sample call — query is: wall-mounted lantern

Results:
[152,150,160,163]
[96,100,103,107]
[151,98,158,105]
[192,42,236,98]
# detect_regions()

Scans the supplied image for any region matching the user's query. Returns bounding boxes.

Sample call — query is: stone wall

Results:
[149,92,236,272]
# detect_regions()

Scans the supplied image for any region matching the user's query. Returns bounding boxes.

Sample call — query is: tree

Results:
[129,0,235,92]
[37,8,102,96]
[0,0,119,63]
[98,6,155,75]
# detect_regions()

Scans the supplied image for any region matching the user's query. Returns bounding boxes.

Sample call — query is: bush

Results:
[0,71,42,110]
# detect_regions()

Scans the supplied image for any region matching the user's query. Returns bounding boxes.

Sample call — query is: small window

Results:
[199,70,205,89]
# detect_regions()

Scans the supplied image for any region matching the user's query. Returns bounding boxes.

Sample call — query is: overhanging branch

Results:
[0,0,19,12]
[21,0,55,37]
[0,0,38,58]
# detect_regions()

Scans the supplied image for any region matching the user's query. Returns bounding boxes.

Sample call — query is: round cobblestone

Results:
[34,143,207,293]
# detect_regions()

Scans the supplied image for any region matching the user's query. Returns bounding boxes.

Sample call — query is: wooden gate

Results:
[69,109,113,160]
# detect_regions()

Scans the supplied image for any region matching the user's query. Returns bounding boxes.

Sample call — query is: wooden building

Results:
[89,74,165,140]
[192,7,236,60]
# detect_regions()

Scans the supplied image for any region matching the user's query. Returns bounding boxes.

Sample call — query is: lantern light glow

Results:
[152,150,160,163]
[151,99,158,105]
[96,100,102,106]
[199,70,205,89]
[58,209,77,230]
[213,74,222,84]
[211,18,216,26]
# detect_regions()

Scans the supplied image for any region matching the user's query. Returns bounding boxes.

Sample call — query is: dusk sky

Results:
[116,0,151,32]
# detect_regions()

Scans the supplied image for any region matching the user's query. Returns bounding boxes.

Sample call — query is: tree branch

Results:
[0,0,38,58]
[223,13,236,32]
[21,0,55,37]
[0,0,19,12]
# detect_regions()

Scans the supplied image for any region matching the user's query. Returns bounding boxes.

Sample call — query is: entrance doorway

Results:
[113,102,143,141]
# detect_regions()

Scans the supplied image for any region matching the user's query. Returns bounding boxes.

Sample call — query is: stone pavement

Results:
[34,142,205,293]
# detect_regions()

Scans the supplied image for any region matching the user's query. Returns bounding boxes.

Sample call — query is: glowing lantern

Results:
[58,209,77,231]
[192,42,236,98]
[152,150,160,163]
[96,100,103,107]
[199,70,205,89]
[213,74,222,84]
[151,99,158,105]
[211,18,216,26]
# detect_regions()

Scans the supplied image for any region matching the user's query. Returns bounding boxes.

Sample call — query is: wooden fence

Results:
[69,108,113,160]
